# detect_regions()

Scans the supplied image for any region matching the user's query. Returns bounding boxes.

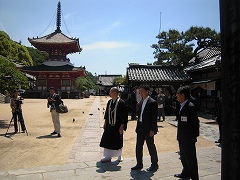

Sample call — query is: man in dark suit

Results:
[131,84,159,171]
[174,86,199,180]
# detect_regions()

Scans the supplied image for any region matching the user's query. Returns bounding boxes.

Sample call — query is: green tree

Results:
[151,29,194,66]
[113,76,126,86]
[184,26,221,55]
[151,26,220,66]
[75,72,97,91]
[0,56,29,95]
[27,47,48,65]
[0,31,33,66]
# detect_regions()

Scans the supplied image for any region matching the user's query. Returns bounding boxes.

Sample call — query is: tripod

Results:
[5,116,28,136]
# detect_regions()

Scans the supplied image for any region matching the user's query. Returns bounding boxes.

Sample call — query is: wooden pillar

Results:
[219,0,240,179]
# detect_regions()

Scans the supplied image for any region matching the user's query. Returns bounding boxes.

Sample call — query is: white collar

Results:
[180,99,188,111]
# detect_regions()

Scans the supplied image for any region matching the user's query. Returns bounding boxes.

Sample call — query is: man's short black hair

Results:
[139,84,150,91]
[177,86,190,99]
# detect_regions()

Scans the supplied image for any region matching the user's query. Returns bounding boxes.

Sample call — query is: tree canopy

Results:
[75,72,97,91]
[113,76,126,86]
[0,56,29,95]
[27,47,48,65]
[151,26,220,66]
[0,31,33,66]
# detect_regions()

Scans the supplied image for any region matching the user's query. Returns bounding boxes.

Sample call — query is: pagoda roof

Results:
[28,31,82,53]
[22,64,85,72]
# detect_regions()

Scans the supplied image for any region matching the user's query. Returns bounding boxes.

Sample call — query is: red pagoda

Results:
[22,1,85,98]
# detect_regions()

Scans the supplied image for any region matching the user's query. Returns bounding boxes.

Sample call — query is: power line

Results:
[62,11,72,38]
[39,10,56,37]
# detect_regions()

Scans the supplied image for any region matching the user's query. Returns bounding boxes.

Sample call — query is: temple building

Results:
[126,64,191,113]
[21,1,85,98]
[184,46,221,114]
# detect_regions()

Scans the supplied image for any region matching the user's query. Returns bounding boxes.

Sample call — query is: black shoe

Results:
[147,165,159,171]
[174,173,190,179]
[14,131,18,134]
[51,131,57,135]
[131,165,143,170]
[58,133,61,137]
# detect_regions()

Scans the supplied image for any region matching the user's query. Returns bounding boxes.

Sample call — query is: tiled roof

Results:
[127,65,191,83]
[185,47,221,72]
[97,75,122,86]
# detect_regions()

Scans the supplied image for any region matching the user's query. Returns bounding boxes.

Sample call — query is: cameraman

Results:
[10,90,26,133]
[47,87,62,137]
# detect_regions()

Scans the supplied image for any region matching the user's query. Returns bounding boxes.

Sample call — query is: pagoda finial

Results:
[56,1,61,33]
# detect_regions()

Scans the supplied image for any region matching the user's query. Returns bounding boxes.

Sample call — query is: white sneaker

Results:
[101,157,111,163]
[117,155,123,162]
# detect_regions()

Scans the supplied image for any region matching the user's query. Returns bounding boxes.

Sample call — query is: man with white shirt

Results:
[174,86,199,180]
[131,84,158,171]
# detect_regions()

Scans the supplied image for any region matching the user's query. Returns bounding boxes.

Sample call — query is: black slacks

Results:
[179,141,199,180]
[12,111,26,132]
[136,128,158,166]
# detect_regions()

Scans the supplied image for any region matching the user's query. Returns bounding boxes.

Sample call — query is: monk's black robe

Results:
[100,98,128,150]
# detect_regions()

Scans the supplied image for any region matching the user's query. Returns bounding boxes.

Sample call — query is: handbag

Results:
[56,103,68,113]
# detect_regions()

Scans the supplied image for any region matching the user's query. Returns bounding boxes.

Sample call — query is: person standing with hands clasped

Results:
[157,90,166,121]
[131,84,159,171]
[174,86,199,180]
[47,87,62,137]
[100,87,128,163]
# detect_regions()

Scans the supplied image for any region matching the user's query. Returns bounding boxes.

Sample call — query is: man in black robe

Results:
[100,87,128,163]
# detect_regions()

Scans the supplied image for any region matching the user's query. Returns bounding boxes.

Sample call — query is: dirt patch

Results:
[0,96,215,170]
[0,97,94,170]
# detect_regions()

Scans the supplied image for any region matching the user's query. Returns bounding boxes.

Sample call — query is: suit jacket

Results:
[177,100,199,143]
[136,97,158,134]
[47,93,62,109]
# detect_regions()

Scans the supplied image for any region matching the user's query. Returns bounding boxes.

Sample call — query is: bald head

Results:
[109,87,119,100]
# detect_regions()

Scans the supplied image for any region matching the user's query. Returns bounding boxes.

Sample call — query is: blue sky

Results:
[0,0,220,76]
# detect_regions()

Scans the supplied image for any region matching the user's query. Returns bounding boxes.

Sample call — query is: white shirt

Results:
[139,96,150,122]
[180,99,188,112]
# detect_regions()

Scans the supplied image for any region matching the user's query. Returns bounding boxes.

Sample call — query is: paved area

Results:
[0,97,221,179]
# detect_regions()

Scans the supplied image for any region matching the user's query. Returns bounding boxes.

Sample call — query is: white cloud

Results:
[110,20,121,28]
[63,12,76,21]
[83,41,135,50]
